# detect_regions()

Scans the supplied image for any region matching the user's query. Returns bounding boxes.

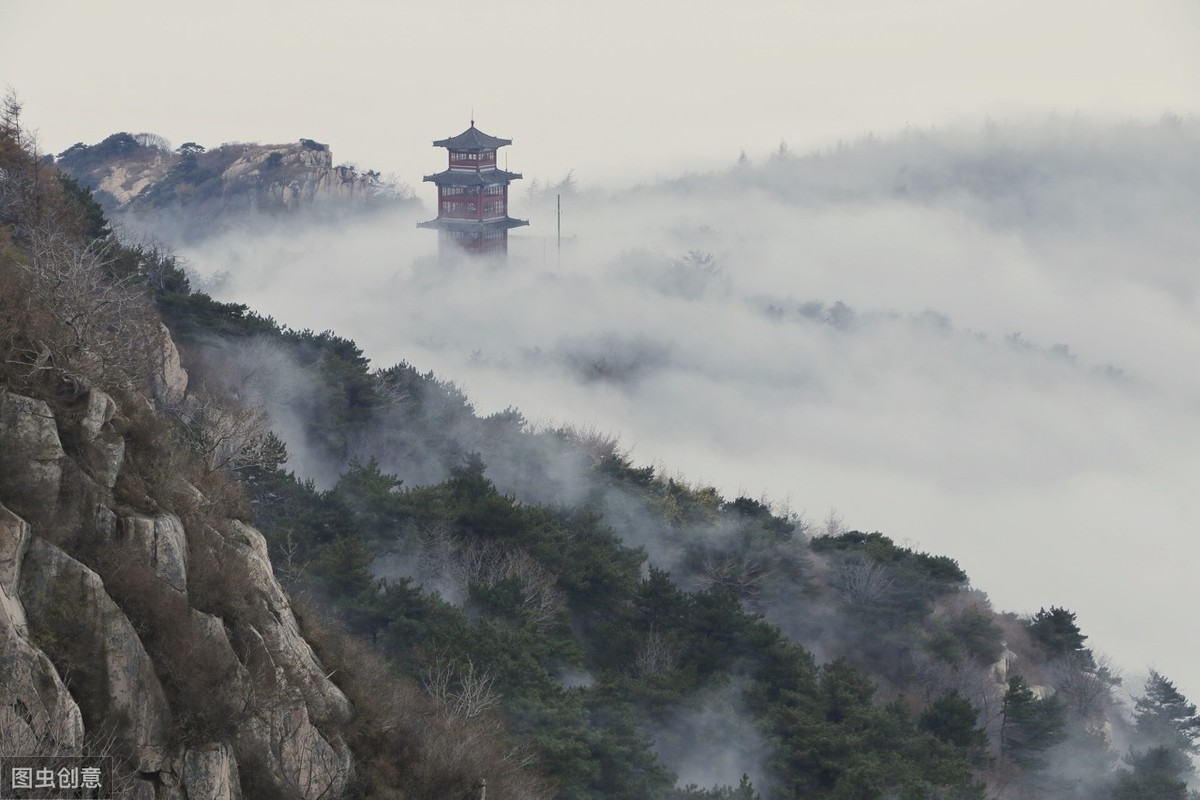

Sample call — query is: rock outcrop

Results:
[190,519,353,798]
[115,513,190,594]
[150,326,189,408]
[75,387,126,490]
[19,536,173,772]
[181,743,241,800]
[0,382,354,798]
[55,133,402,242]
[0,504,86,760]
[0,392,66,518]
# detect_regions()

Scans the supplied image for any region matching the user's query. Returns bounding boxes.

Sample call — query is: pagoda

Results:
[418,121,528,256]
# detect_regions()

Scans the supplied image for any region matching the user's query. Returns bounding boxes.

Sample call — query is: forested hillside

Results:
[2,96,1199,799]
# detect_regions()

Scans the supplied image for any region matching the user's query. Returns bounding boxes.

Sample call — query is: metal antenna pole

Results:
[557,193,561,270]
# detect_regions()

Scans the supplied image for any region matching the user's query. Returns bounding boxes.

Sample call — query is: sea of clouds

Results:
[176,117,1200,705]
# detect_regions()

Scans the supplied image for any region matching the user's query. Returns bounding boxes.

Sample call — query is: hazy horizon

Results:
[3,1,1199,186]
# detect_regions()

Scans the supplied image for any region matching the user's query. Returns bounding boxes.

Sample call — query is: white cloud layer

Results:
[174,118,1200,705]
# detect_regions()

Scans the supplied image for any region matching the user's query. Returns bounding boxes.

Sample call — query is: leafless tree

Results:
[1,228,163,393]
[772,494,811,539]
[372,368,412,406]
[634,627,680,676]
[1048,650,1121,721]
[557,422,629,465]
[820,507,846,538]
[416,520,460,590]
[169,386,271,474]
[277,529,310,586]
[834,557,895,607]
[427,538,566,631]
[132,132,172,151]
[422,655,502,728]
[495,548,567,632]
[697,554,766,602]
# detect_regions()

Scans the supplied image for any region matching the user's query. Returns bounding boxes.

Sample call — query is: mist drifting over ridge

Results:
[173,117,1200,705]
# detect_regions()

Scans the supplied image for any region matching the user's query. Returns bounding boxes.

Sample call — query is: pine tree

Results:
[1027,606,1088,657]
[1134,670,1200,756]
[1000,676,1067,770]
[1109,746,1192,800]
[919,690,988,753]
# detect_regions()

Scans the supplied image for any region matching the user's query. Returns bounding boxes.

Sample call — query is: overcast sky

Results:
[4,0,1200,702]
[2,1,1198,183]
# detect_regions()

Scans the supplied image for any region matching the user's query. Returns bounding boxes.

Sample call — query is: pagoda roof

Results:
[433,124,512,152]
[423,168,523,186]
[417,216,529,231]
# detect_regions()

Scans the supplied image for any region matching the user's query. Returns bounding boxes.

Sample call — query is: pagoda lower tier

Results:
[417,215,529,256]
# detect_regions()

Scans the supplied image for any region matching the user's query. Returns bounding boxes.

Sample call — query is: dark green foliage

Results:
[1001,676,1068,770]
[1027,606,1088,657]
[672,774,760,800]
[313,536,376,596]
[147,293,990,798]
[520,504,643,624]
[334,459,406,538]
[55,132,145,175]
[724,496,795,542]
[947,610,1005,664]
[105,242,191,295]
[769,660,984,798]
[812,531,968,618]
[919,691,988,753]
[1133,670,1200,755]
[809,532,971,687]
[157,291,279,342]
[597,452,656,487]
[280,328,382,456]
[238,439,986,799]
[1109,747,1192,800]
[55,173,110,242]
[929,610,1005,667]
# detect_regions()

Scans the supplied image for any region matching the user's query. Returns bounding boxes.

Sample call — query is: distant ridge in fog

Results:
[56,132,416,242]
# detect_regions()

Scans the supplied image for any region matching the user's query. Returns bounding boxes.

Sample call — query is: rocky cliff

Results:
[0,336,354,798]
[55,133,407,240]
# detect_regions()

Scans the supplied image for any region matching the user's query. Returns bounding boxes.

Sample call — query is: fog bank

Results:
[180,118,1200,702]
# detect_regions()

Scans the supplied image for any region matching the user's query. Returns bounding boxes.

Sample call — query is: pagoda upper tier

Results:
[433,126,513,152]
[426,122,520,173]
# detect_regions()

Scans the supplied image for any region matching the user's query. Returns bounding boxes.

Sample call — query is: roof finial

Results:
[470,107,475,128]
